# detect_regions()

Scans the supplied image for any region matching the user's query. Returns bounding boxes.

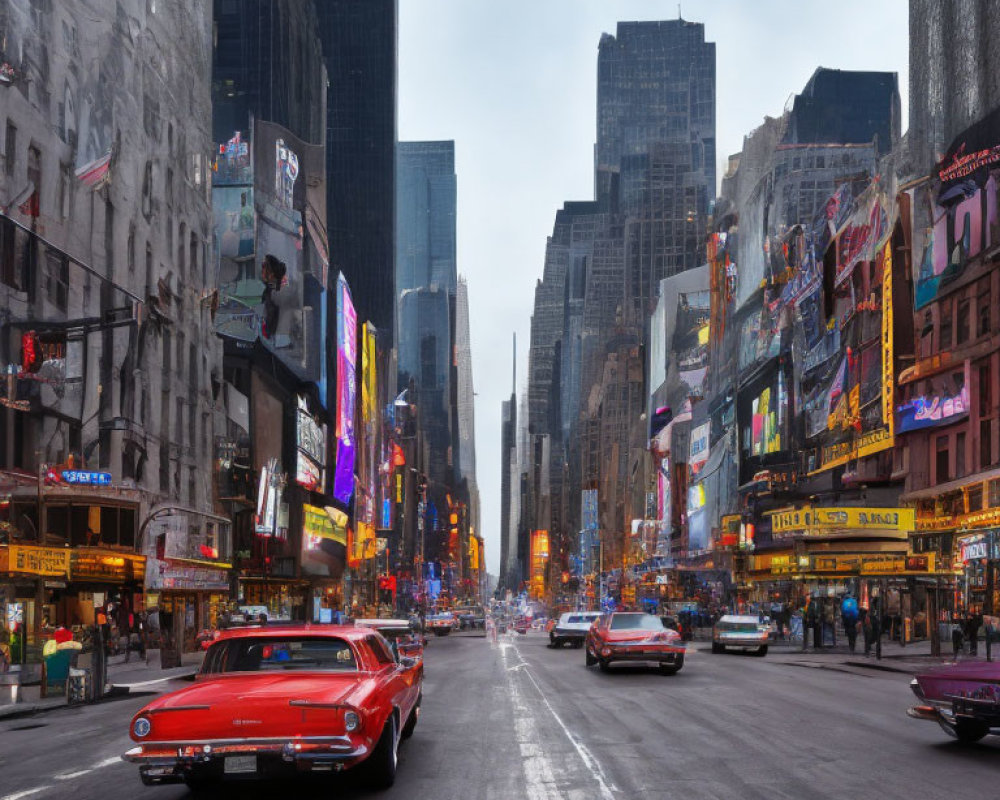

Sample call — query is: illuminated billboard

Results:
[334,274,357,504]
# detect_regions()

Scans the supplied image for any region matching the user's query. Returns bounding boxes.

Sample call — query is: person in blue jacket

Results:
[841,594,859,654]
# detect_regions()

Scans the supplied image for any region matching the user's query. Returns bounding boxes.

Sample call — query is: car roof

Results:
[560,611,599,618]
[718,615,762,624]
[216,624,370,642]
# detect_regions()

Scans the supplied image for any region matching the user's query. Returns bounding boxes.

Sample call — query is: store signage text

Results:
[61,470,112,485]
[0,545,71,577]
[771,506,914,534]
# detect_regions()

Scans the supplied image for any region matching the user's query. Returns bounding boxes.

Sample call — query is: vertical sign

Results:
[335,275,357,503]
[881,241,895,438]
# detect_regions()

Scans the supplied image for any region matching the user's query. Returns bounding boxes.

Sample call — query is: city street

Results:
[0,631,996,800]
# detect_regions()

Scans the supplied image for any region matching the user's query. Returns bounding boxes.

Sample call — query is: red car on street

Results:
[908,660,1000,743]
[122,625,422,791]
[585,612,686,675]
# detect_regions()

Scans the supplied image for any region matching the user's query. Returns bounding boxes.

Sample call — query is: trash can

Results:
[43,649,73,693]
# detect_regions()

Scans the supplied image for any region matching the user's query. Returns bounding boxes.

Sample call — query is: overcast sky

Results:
[398,0,909,576]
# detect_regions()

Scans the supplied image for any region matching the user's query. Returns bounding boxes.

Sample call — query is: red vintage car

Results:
[585,612,685,674]
[122,625,422,791]
[908,660,1000,743]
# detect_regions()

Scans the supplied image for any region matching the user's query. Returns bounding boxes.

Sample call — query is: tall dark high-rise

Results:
[595,20,717,323]
[313,0,398,344]
[596,19,716,207]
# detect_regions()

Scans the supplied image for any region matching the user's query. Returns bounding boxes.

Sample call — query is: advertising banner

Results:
[335,274,358,504]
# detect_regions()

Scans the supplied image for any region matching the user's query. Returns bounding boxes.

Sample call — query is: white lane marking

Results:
[501,642,564,800]
[509,639,618,800]
[0,788,53,800]
[54,755,122,781]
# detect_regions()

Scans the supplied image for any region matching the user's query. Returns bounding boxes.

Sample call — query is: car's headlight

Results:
[344,711,361,732]
[133,717,151,738]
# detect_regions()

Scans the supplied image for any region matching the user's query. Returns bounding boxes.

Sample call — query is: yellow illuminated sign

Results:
[0,545,71,577]
[770,506,915,534]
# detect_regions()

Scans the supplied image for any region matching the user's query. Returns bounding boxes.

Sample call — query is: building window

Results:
[989,478,1000,508]
[936,435,950,484]
[4,121,15,176]
[956,431,967,479]
[968,484,984,513]
[59,163,70,218]
[145,241,153,297]
[142,161,153,218]
[45,249,69,311]
[982,419,994,470]
[27,145,41,213]
[127,224,136,274]
[940,302,953,350]
[978,281,992,337]
[957,298,971,345]
[178,222,186,274]
[190,232,198,282]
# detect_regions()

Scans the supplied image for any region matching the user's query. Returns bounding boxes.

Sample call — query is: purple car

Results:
[908,661,1000,743]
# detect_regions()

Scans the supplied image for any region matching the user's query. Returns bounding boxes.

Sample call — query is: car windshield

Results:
[207,637,357,673]
[718,621,760,633]
[610,613,664,631]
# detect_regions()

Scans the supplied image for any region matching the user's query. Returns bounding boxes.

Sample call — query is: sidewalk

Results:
[698,635,996,674]
[0,650,204,720]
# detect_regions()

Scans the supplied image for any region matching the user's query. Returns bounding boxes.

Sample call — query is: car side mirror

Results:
[399,656,418,669]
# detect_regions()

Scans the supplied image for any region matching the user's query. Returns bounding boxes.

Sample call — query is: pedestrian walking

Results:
[841,594,859,654]
[966,612,981,656]
[824,600,837,647]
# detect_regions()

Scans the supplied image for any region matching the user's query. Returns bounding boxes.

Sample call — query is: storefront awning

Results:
[900,465,1000,502]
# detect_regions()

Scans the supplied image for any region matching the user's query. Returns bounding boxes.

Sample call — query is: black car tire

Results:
[711,642,723,654]
[756,645,768,657]
[572,639,583,649]
[368,715,398,789]
[950,718,990,743]
[401,693,421,740]
[659,653,685,675]
[585,647,597,666]
[598,658,611,673]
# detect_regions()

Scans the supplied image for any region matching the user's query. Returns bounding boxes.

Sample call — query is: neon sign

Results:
[896,385,969,433]
[61,470,112,486]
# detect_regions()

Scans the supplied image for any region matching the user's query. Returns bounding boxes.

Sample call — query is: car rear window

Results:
[209,637,357,673]
[610,613,664,631]
[567,614,597,623]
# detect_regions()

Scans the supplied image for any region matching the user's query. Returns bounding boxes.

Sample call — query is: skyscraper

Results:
[596,19,716,207]
[396,141,458,297]
[455,277,480,534]
[313,0,398,344]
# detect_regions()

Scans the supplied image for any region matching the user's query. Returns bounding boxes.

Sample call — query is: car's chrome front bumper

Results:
[601,645,685,662]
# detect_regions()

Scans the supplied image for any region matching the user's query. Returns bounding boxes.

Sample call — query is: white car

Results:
[549,611,602,648]
[711,614,770,655]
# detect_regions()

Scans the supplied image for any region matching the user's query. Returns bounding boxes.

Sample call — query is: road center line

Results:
[503,640,618,800]
[54,755,123,781]
[0,787,53,800]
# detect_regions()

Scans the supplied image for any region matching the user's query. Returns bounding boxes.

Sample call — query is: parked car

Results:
[711,615,770,656]
[513,617,529,635]
[908,661,1000,743]
[426,613,456,636]
[123,625,422,790]
[353,619,425,660]
[585,612,685,674]
[549,611,601,648]
[454,606,487,630]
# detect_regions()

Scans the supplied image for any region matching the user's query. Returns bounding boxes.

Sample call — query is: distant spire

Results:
[512,332,517,394]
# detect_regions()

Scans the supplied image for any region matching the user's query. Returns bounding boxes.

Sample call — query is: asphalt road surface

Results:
[1,630,996,800]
